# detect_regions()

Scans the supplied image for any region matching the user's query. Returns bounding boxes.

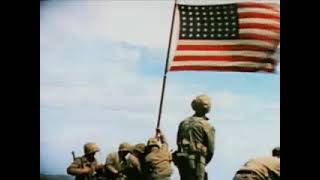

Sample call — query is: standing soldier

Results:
[233,147,280,180]
[67,142,104,180]
[173,94,215,180]
[105,142,134,180]
[145,129,173,180]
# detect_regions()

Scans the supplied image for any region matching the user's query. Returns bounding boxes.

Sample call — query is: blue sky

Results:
[40,1,280,179]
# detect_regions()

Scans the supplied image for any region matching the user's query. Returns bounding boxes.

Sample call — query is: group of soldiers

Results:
[67,94,280,180]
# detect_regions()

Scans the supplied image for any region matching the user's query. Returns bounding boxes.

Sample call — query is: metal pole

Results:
[156,0,178,134]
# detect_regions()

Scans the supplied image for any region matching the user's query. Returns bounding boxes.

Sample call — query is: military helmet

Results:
[147,138,161,148]
[272,146,280,157]
[84,142,100,155]
[191,94,212,113]
[134,143,146,154]
[119,142,131,152]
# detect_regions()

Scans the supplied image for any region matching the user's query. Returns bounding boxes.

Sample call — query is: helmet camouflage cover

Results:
[191,94,212,113]
[119,142,131,152]
[134,143,146,154]
[84,142,100,155]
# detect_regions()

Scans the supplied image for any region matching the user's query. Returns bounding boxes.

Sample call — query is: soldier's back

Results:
[178,116,214,147]
[145,148,173,179]
[106,152,122,170]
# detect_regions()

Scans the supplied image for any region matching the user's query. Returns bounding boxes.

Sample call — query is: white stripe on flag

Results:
[171,61,274,69]
[239,18,280,25]
[238,8,280,15]
[239,29,280,37]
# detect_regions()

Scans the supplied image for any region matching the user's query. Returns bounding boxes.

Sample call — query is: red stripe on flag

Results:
[238,13,280,21]
[173,56,277,64]
[169,66,275,73]
[239,23,280,32]
[177,45,274,51]
[238,3,280,12]
[239,33,280,42]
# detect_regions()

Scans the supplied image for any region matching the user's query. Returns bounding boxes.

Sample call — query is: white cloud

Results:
[41,1,175,49]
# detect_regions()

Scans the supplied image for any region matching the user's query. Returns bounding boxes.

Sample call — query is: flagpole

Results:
[156,0,177,134]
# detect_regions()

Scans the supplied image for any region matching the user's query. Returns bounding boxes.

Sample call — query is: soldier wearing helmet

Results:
[144,128,173,180]
[105,142,137,180]
[125,143,147,180]
[132,143,146,171]
[133,143,146,156]
[173,94,215,180]
[67,142,104,180]
[233,147,280,180]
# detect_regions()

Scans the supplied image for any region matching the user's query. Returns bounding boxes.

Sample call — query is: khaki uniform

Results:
[126,154,144,180]
[175,115,215,180]
[145,134,173,180]
[105,152,138,180]
[131,143,148,180]
[67,156,100,180]
[233,157,280,180]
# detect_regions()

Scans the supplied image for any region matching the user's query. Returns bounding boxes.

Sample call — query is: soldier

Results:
[126,143,147,180]
[67,142,104,180]
[233,147,280,180]
[132,143,146,162]
[105,142,136,180]
[145,128,173,180]
[173,94,215,180]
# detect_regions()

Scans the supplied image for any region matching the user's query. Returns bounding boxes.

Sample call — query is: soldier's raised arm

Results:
[128,155,142,172]
[156,128,169,150]
[67,158,91,175]
[67,158,82,175]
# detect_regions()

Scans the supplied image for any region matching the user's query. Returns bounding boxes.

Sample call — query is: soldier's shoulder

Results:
[106,152,118,159]
[198,118,214,128]
[198,120,215,134]
[110,151,118,155]
[256,156,280,163]
[182,116,194,122]
[178,116,193,126]
[247,156,279,167]
[110,151,118,157]
[106,152,118,164]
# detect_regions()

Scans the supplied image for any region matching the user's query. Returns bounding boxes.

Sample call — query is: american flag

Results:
[168,2,280,73]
